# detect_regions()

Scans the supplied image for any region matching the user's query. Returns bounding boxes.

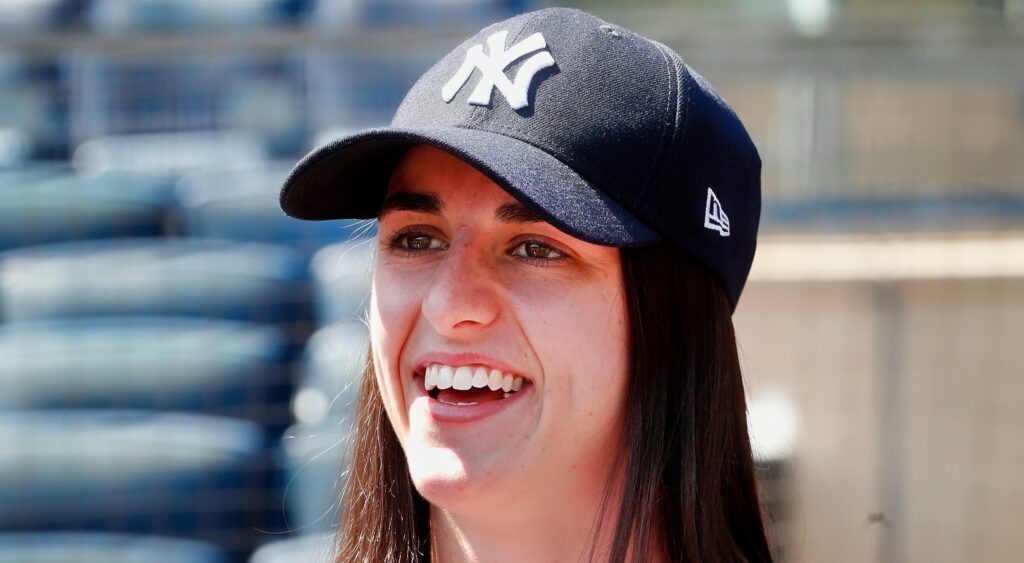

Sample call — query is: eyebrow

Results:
[378,192,444,219]
[494,202,545,224]
[378,191,546,225]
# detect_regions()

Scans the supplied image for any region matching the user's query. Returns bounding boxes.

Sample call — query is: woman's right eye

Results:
[389,231,448,253]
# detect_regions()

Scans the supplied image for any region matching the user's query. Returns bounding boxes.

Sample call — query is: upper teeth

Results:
[424,364,524,393]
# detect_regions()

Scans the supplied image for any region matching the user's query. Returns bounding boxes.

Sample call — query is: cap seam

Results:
[649,41,691,203]
[639,40,676,203]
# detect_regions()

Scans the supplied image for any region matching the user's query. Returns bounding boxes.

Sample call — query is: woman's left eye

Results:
[510,240,564,261]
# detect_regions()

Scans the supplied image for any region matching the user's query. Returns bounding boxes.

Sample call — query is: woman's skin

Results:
[370,144,633,562]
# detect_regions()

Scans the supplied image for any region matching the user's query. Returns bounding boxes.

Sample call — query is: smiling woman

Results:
[373,146,633,558]
[280,7,771,563]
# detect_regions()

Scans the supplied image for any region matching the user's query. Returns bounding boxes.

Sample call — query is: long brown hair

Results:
[334,242,773,562]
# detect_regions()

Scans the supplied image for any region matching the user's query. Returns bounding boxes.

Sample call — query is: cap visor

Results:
[280,126,660,247]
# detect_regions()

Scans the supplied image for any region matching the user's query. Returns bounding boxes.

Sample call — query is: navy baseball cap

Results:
[281,7,761,311]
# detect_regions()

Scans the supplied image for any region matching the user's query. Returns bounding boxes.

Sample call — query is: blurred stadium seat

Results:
[0,317,291,431]
[0,238,310,327]
[0,532,229,563]
[310,0,526,27]
[0,0,80,33]
[67,56,305,156]
[0,129,30,167]
[0,410,277,560]
[278,320,367,534]
[73,132,269,176]
[174,163,374,254]
[0,172,175,251]
[291,320,367,430]
[0,161,67,188]
[0,56,63,159]
[86,0,290,33]
[304,49,440,131]
[248,533,334,563]
[309,238,374,325]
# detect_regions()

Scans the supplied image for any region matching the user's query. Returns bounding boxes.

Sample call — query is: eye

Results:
[404,233,441,250]
[511,240,564,261]
[388,230,448,253]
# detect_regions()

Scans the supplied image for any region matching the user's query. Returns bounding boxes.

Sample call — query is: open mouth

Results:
[417,363,528,406]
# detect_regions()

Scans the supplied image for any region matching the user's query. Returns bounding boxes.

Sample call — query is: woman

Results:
[281,7,771,562]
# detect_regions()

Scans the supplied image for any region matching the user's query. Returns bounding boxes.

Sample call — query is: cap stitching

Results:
[639,40,676,203]
[648,41,690,199]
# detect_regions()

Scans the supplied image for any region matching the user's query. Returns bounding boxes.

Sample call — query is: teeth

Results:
[425,365,437,391]
[421,363,529,396]
[471,367,489,388]
[453,366,474,390]
[488,369,502,391]
[436,365,454,390]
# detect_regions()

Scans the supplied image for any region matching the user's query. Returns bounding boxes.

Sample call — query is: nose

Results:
[421,240,501,336]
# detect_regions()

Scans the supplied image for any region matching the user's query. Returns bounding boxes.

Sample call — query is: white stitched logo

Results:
[441,30,555,110]
[704,187,730,237]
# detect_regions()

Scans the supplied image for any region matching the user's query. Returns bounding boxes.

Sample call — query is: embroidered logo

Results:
[704,187,730,237]
[441,30,555,110]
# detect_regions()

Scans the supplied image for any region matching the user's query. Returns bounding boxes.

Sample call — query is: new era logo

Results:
[441,30,555,110]
[704,187,730,237]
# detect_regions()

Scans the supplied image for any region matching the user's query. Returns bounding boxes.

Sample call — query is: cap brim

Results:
[280,126,661,247]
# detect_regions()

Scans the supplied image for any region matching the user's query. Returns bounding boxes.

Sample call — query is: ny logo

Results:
[441,30,556,110]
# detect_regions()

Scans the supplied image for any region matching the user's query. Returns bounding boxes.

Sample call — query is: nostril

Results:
[453,319,484,329]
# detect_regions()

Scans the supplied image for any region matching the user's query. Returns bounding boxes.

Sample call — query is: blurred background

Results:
[0,0,1021,562]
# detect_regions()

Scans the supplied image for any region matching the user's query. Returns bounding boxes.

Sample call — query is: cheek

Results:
[521,281,630,422]
[370,268,422,348]
[369,269,424,430]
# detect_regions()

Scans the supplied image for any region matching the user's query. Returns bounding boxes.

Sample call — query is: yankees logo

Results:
[441,30,555,110]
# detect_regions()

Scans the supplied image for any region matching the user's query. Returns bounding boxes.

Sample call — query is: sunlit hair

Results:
[334,241,774,563]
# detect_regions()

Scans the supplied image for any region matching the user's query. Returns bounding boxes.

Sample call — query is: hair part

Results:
[335,242,773,563]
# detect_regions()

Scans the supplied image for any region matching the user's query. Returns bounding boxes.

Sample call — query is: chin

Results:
[405,442,513,513]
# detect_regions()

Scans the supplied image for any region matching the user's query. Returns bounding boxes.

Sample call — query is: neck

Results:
[429,496,614,563]
[426,468,667,563]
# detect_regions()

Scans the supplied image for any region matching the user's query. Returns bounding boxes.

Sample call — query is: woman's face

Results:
[370,144,630,516]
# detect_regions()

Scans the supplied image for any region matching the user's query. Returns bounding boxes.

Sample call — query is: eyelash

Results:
[385,230,567,266]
